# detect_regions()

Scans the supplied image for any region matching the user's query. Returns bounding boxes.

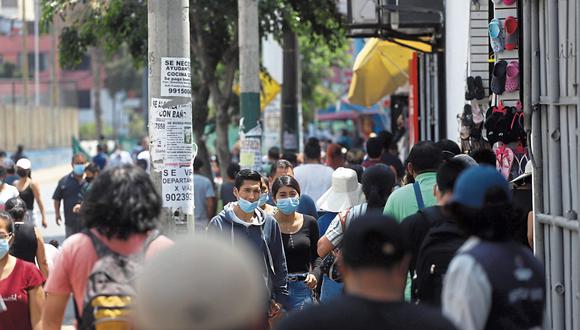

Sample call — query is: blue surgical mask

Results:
[238,198,259,214]
[0,238,10,259]
[73,164,85,176]
[258,193,269,207]
[276,197,300,215]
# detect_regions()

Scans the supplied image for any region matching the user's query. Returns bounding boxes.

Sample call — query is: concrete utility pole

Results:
[281,27,300,155]
[34,0,40,106]
[148,0,194,237]
[22,0,29,105]
[238,0,262,170]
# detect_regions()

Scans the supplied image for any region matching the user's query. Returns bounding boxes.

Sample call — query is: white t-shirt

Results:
[0,184,19,211]
[44,243,61,274]
[293,163,334,204]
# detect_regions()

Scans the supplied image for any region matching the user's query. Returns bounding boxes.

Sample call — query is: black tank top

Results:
[10,223,37,263]
[19,184,34,210]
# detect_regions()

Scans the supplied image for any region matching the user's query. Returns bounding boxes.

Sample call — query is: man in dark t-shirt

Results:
[277,214,456,330]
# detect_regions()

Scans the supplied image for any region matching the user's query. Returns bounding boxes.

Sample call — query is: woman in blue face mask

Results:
[0,211,45,330]
[271,176,322,312]
[259,176,277,215]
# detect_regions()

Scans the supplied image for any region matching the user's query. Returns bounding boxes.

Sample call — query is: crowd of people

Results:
[0,131,544,330]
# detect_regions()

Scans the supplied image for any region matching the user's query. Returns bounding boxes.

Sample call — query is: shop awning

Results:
[348,38,431,107]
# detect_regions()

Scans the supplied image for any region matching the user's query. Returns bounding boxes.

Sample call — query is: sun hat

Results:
[135,236,266,330]
[451,166,512,209]
[511,161,533,183]
[16,158,31,170]
[316,167,366,212]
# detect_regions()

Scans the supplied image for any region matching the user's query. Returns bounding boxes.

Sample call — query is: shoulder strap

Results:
[83,229,115,259]
[413,182,425,210]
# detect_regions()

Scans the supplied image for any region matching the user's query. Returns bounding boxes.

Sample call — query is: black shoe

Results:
[462,104,474,127]
[474,76,486,100]
[465,76,476,100]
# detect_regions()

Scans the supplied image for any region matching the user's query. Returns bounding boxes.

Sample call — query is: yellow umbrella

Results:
[348,38,431,107]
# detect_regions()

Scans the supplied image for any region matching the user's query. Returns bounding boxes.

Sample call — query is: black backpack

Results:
[412,222,466,306]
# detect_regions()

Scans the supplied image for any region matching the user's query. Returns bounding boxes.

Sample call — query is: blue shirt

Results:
[194,174,215,224]
[92,152,108,170]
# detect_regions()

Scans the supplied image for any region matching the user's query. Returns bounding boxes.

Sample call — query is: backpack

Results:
[412,222,466,306]
[78,229,160,330]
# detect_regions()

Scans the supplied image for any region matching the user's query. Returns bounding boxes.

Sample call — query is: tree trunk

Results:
[91,47,103,138]
[192,84,212,179]
[215,99,231,179]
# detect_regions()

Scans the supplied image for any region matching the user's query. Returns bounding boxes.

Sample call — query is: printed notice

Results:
[240,136,262,171]
[149,98,193,168]
[161,57,191,97]
[162,166,194,212]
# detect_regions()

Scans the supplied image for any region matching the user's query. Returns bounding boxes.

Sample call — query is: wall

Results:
[0,106,78,150]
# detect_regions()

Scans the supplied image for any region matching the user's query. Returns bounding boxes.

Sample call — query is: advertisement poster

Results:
[160,57,191,97]
[161,166,194,212]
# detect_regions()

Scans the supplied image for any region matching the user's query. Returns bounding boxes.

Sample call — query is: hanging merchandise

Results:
[493,141,515,179]
[505,61,520,92]
[510,143,529,179]
[473,76,486,100]
[472,103,485,124]
[489,18,505,53]
[485,102,510,145]
[466,76,476,101]
[504,16,519,50]
[491,60,508,95]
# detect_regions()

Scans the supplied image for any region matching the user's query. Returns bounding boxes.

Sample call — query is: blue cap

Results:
[451,166,511,209]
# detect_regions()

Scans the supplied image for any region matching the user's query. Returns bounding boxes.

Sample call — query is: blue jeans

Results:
[320,274,344,302]
[286,280,314,312]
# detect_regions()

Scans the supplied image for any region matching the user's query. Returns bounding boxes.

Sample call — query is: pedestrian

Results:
[263,146,281,176]
[271,175,321,312]
[260,176,277,215]
[135,236,268,330]
[442,166,545,330]
[52,153,87,237]
[269,160,318,219]
[11,144,26,163]
[0,166,19,211]
[361,137,385,169]
[0,151,6,167]
[220,162,240,206]
[42,165,173,330]
[72,163,101,214]
[401,158,472,305]
[384,141,443,221]
[13,158,47,227]
[44,240,60,275]
[326,143,347,170]
[92,144,108,170]
[208,169,289,320]
[470,148,496,166]
[436,139,461,162]
[108,142,133,167]
[5,197,49,278]
[317,164,395,301]
[293,138,333,203]
[0,211,45,330]
[378,130,405,180]
[336,129,353,150]
[193,157,216,230]
[277,213,457,330]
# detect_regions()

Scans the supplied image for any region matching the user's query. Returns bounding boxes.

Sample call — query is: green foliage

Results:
[105,49,143,98]
[0,62,19,78]
[79,122,113,140]
[127,110,146,139]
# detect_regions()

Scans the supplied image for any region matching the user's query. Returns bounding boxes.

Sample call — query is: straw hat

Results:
[316,167,366,212]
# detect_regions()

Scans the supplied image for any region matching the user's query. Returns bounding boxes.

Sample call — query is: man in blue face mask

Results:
[208,169,289,320]
[52,153,87,237]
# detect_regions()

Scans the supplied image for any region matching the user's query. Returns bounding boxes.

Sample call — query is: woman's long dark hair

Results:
[362,164,395,210]
[5,197,27,222]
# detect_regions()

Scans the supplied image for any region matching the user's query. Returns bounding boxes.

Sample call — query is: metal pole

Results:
[22,0,29,106]
[547,0,564,328]
[34,0,40,107]
[281,26,299,155]
[147,0,193,237]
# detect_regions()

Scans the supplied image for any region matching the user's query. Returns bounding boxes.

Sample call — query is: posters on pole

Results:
[161,166,194,212]
[149,98,194,169]
[239,124,263,172]
[160,57,191,97]
[263,94,281,154]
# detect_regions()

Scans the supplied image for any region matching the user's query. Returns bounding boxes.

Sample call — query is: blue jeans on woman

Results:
[320,274,344,302]
[286,277,314,312]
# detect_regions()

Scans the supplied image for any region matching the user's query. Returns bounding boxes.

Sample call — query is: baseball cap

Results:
[451,166,511,209]
[342,213,409,269]
[135,236,267,330]
[16,158,31,170]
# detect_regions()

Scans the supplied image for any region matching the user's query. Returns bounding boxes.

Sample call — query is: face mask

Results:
[0,237,10,259]
[17,169,28,177]
[73,164,85,176]
[258,193,269,207]
[276,197,300,215]
[238,198,259,214]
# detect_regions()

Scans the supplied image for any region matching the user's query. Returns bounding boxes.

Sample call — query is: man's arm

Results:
[53,199,62,226]
[206,197,217,219]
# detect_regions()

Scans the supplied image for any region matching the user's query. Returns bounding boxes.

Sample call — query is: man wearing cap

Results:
[277,214,456,330]
[384,141,443,221]
[52,153,87,237]
[442,166,545,330]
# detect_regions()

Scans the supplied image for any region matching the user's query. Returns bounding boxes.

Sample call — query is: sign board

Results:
[149,98,193,169]
[161,57,192,97]
[239,124,263,172]
[161,166,194,212]
[263,95,281,153]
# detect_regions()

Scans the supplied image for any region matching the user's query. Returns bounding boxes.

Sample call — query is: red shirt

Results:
[0,258,45,330]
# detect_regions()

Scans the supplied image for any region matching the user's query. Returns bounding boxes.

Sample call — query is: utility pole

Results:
[281,26,299,155]
[238,0,262,171]
[34,0,40,106]
[148,0,194,237]
[22,0,29,106]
